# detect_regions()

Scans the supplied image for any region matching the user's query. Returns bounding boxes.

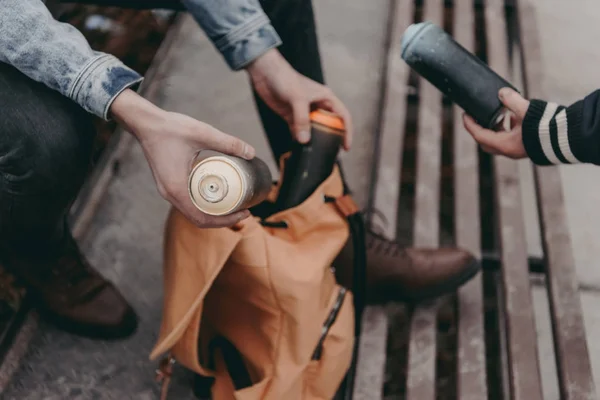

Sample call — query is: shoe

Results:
[2,232,138,340]
[333,230,480,304]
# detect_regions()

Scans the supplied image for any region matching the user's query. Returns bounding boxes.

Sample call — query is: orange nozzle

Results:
[309,109,345,131]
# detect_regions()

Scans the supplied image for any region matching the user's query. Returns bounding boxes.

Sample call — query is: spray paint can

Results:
[188,152,272,216]
[401,21,518,129]
[275,109,345,211]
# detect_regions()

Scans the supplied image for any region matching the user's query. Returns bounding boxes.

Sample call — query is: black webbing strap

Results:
[335,210,366,400]
[324,193,366,400]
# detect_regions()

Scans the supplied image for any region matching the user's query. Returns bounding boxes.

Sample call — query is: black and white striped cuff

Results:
[522,99,584,165]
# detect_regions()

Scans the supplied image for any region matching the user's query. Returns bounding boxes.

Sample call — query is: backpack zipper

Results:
[311,287,347,360]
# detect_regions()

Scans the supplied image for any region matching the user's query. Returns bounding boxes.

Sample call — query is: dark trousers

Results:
[0,0,325,256]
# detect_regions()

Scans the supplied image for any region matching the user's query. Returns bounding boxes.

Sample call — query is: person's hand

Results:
[462,87,530,159]
[110,89,255,228]
[246,49,353,150]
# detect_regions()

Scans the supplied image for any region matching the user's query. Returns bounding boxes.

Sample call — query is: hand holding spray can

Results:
[275,109,345,212]
[401,21,518,129]
[188,151,272,216]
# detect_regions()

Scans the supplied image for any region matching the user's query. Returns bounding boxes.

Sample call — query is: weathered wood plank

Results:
[411,0,443,249]
[484,1,543,399]
[370,0,414,240]
[517,1,596,398]
[452,0,487,398]
[356,0,415,397]
[352,306,388,400]
[405,0,444,399]
[406,300,439,400]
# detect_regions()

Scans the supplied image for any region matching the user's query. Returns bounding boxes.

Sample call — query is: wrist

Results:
[110,89,166,142]
[245,48,285,80]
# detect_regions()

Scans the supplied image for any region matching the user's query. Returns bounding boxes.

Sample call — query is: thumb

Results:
[202,126,255,160]
[291,101,311,144]
[498,88,529,119]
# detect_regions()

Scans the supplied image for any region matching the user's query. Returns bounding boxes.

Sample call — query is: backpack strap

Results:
[338,210,366,400]
[326,192,366,400]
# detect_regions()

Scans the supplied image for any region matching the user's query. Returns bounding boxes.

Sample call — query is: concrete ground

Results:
[2,0,600,398]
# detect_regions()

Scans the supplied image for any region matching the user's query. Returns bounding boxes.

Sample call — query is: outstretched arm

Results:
[463,87,600,166]
[519,90,600,165]
[182,0,354,149]
[181,0,282,70]
[0,0,255,228]
[0,0,143,120]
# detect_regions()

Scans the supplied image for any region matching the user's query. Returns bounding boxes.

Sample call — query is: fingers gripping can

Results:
[188,152,272,216]
[274,109,345,211]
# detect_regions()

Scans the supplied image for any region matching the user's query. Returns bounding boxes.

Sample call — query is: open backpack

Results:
[150,155,367,400]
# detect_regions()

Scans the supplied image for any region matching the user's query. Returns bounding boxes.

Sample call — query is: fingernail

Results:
[499,88,511,99]
[297,130,310,143]
[244,144,255,159]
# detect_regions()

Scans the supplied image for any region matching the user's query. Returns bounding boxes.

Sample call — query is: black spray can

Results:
[274,109,345,212]
[401,21,517,129]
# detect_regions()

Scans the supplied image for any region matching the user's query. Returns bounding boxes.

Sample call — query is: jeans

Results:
[0,0,325,257]
[0,61,97,258]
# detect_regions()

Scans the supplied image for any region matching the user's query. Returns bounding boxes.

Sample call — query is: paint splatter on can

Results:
[401,21,518,129]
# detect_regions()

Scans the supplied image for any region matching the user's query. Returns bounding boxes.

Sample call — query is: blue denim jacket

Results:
[0,0,281,120]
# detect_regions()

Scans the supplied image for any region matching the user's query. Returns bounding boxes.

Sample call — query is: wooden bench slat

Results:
[406,301,439,400]
[484,1,544,399]
[452,0,487,398]
[357,0,414,398]
[370,0,413,241]
[517,1,597,398]
[352,306,388,400]
[411,2,443,249]
[406,1,444,399]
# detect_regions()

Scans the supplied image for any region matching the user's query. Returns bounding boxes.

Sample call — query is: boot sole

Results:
[401,258,482,304]
[39,306,139,341]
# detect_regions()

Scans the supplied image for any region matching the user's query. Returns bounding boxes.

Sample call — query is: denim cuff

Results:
[215,12,282,70]
[68,54,143,120]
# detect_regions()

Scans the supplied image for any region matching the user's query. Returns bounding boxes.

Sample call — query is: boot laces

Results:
[362,208,409,258]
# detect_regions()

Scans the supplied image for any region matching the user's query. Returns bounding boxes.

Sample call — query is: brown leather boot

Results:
[2,232,137,340]
[333,230,480,304]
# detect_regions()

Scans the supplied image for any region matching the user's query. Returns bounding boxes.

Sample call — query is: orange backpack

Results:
[150,157,366,400]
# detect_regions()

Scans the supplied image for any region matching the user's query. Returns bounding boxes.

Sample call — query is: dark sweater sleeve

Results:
[521,89,600,165]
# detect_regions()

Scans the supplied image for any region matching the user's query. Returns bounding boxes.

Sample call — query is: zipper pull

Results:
[311,288,347,360]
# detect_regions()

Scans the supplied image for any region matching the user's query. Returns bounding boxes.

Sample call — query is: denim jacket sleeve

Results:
[0,0,279,121]
[181,0,282,70]
[0,0,143,120]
